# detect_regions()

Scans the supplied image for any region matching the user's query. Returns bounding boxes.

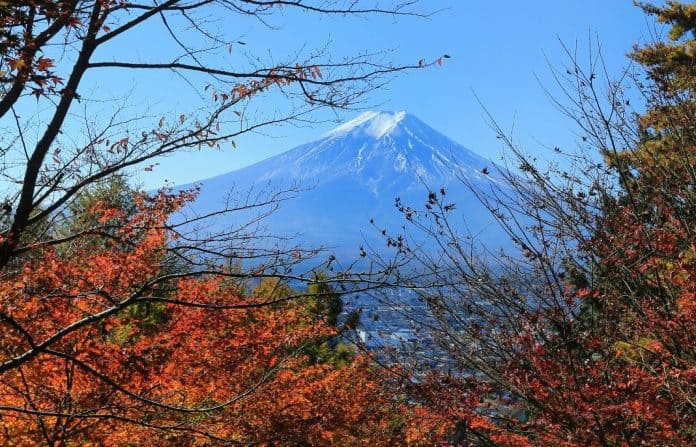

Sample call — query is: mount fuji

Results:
[181,111,513,260]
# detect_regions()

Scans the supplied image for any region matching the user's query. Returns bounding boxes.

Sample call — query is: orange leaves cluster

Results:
[404,4,696,445]
[0,1,76,95]
[206,65,326,106]
[0,188,427,445]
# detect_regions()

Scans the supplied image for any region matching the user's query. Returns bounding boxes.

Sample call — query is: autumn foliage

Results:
[392,2,696,446]
[0,0,436,444]
[0,188,435,445]
[2,1,695,446]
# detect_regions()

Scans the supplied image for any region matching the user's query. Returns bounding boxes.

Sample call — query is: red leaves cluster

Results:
[0,1,82,95]
[0,189,427,445]
[404,4,696,445]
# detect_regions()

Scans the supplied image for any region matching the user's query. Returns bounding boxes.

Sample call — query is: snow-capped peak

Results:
[180,111,517,262]
[194,110,498,194]
[325,111,407,139]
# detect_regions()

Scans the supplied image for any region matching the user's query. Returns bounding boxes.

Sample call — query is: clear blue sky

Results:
[88,1,656,189]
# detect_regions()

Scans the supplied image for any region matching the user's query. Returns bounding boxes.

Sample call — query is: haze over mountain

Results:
[182,111,513,259]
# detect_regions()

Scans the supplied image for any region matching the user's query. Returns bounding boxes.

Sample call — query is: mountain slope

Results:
[183,111,512,258]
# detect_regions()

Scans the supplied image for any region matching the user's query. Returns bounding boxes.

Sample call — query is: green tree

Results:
[307,272,343,327]
[304,273,354,365]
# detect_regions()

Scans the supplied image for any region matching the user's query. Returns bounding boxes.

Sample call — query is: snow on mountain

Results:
[207,111,497,193]
[325,110,406,139]
[181,111,513,258]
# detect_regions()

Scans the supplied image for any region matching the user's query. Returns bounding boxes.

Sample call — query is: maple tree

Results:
[0,181,440,445]
[379,2,696,445]
[0,0,443,444]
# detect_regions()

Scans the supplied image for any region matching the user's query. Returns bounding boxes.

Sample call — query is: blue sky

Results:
[89,1,655,189]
